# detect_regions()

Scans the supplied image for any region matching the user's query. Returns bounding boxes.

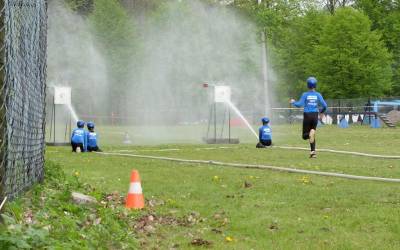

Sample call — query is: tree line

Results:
[64,0,400,100]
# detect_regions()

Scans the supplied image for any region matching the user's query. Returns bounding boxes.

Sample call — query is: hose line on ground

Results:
[96,152,400,183]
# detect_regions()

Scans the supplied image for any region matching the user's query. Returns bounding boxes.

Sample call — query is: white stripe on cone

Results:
[129,182,142,194]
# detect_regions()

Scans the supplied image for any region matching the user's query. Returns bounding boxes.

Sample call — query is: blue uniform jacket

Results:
[293,90,327,113]
[71,128,87,151]
[259,125,272,141]
[87,131,98,148]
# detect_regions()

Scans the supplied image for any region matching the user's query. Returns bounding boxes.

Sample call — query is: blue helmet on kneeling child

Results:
[87,122,95,130]
[261,117,270,124]
[77,120,85,128]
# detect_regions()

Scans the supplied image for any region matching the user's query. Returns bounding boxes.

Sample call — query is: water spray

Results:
[66,103,79,123]
[224,99,258,139]
[47,85,80,145]
[203,82,258,143]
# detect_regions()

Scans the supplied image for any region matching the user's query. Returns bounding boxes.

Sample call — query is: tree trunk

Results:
[0,0,6,202]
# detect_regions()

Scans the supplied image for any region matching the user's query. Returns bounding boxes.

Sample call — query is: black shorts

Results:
[260,139,272,146]
[87,146,101,152]
[302,112,318,140]
[256,140,272,148]
[71,142,84,152]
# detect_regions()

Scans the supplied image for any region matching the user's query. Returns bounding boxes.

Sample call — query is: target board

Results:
[214,86,231,103]
[54,86,71,105]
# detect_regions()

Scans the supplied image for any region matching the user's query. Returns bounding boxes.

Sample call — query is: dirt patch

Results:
[101,191,125,207]
[211,228,223,234]
[268,223,279,231]
[244,181,253,188]
[135,214,174,233]
[134,212,204,234]
[190,238,213,247]
[148,198,165,208]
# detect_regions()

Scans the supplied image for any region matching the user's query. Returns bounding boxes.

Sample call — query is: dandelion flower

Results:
[225,236,233,242]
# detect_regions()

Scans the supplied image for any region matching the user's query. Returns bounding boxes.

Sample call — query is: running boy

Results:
[290,77,327,158]
[71,120,87,152]
[257,117,272,148]
[86,122,102,152]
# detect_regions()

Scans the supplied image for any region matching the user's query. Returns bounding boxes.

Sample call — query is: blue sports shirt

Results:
[87,131,98,148]
[259,125,272,141]
[71,128,87,151]
[293,90,327,113]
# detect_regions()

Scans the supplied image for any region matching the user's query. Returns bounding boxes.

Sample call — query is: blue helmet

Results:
[261,117,270,124]
[87,121,95,129]
[307,77,317,89]
[77,120,85,128]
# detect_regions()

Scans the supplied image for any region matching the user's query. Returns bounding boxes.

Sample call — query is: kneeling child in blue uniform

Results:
[257,117,272,148]
[71,120,87,152]
[86,122,102,152]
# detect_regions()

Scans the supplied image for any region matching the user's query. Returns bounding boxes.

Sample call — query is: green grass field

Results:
[40,124,400,249]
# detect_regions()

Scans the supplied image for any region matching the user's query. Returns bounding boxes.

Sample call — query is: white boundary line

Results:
[96,152,400,183]
[111,146,238,153]
[275,146,400,159]
[111,146,400,159]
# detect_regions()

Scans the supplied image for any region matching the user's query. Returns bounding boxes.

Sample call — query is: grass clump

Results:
[0,161,140,249]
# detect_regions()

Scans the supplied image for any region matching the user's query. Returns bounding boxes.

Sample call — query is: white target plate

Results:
[54,86,71,105]
[214,86,231,103]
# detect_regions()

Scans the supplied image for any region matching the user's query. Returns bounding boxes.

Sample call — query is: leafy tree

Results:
[271,10,329,98]
[65,0,93,15]
[234,0,398,99]
[323,0,354,14]
[119,0,162,15]
[233,0,306,40]
[310,8,392,98]
[89,0,138,115]
[232,0,311,103]
[355,0,400,94]
[61,0,400,102]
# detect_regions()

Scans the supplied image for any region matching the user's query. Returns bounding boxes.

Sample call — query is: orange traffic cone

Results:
[125,170,144,209]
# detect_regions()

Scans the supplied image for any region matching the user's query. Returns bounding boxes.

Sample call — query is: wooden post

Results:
[258,0,270,117]
[53,103,56,144]
[214,103,217,143]
[228,108,231,143]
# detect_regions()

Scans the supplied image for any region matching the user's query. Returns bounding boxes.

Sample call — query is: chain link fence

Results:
[272,97,400,125]
[0,0,47,200]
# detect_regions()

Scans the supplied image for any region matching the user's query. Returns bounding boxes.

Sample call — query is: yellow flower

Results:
[74,171,80,177]
[213,176,219,181]
[300,176,311,184]
[225,236,233,242]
